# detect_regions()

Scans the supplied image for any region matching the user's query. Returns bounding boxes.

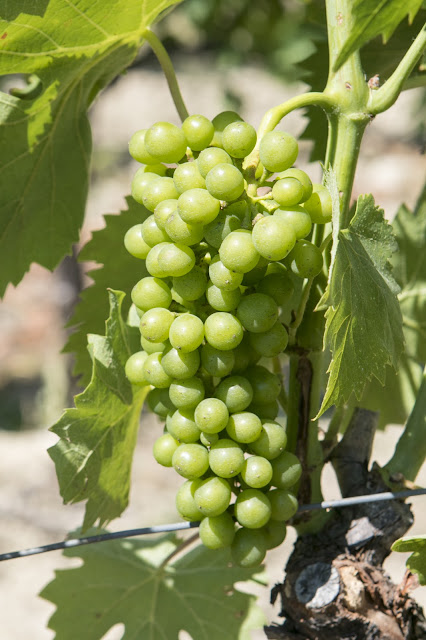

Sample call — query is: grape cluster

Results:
[124,111,331,567]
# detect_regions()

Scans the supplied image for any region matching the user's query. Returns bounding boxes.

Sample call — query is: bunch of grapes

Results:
[124,111,331,567]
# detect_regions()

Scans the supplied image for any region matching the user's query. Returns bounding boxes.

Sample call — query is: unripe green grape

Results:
[131,169,160,205]
[176,479,204,521]
[237,293,278,333]
[143,352,173,388]
[154,198,178,229]
[199,512,235,549]
[197,147,233,177]
[167,408,201,443]
[234,489,271,528]
[222,121,257,158]
[259,130,298,173]
[204,312,243,350]
[250,321,289,358]
[144,163,167,177]
[240,456,273,488]
[172,266,207,301]
[146,387,175,418]
[173,161,206,193]
[277,168,313,202]
[194,476,232,517]
[128,129,157,164]
[172,443,209,479]
[142,177,180,212]
[303,184,332,224]
[169,314,204,352]
[250,420,287,460]
[246,366,281,404]
[182,114,215,151]
[169,376,205,409]
[247,401,279,420]
[215,375,253,413]
[153,433,180,467]
[140,307,174,343]
[262,520,287,549]
[206,281,241,311]
[256,271,294,306]
[201,343,235,377]
[141,214,171,246]
[288,240,323,279]
[231,528,267,567]
[274,206,312,240]
[145,242,170,277]
[161,347,200,380]
[144,121,187,164]
[209,438,245,478]
[157,243,195,277]
[241,264,268,287]
[226,412,262,444]
[203,208,243,250]
[195,398,229,434]
[209,256,243,291]
[219,230,260,274]
[205,163,245,202]
[200,431,219,447]
[212,110,244,131]
[268,489,298,521]
[271,451,302,488]
[272,177,304,206]
[140,335,169,354]
[252,215,296,261]
[230,340,252,375]
[124,224,152,259]
[125,351,149,385]
[165,211,204,246]
[177,188,220,225]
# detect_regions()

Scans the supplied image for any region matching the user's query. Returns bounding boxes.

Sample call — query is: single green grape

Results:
[277,168,313,202]
[200,431,219,447]
[154,198,178,230]
[231,527,267,567]
[212,111,244,131]
[173,161,206,193]
[274,206,312,240]
[272,177,304,206]
[214,376,253,413]
[252,215,296,261]
[206,281,241,312]
[226,412,262,444]
[125,351,149,385]
[141,214,171,246]
[157,243,195,277]
[209,438,245,478]
[169,377,205,409]
[241,264,267,287]
[145,242,170,278]
[262,520,287,549]
[172,266,207,301]
[205,163,245,202]
[201,344,235,377]
[199,512,235,549]
[140,335,169,354]
[176,479,204,521]
[268,489,298,521]
[131,169,159,205]
[288,240,323,279]
[230,337,254,374]
[271,451,302,488]
[182,114,215,151]
[247,401,279,421]
[250,420,287,460]
[204,312,243,350]
[194,476,232,517]
[172,443,209,479]
[153,433,180,467]
[303,184,332,224]
[161,347,200,380]
[222,121,257,158]
[140,307,174,343]
[197,147,233,178]
[204,206,245,249]
[124,224,152,260]
[236,293,278,333]
[169,313,204,352]
[128,129,157,164]
[146,387,175,418]
[144,163,167,177]
[259,130,298,173]
[219,230,260,274]
[240,456,273,488]
[246,366,281,404]
[165,211,204,246]
[143,352,173,388]
[177,188,220,225]
[256,271,294,306]
[144,121,187,164]
[194,397,229,434]
[234,489,271,528]
[209,256,243,291]
[142,177,180,212]
[249,321,289,358]
[167,408,201,443]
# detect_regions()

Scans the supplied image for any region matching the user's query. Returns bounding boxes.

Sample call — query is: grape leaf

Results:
[49,289,147,530]
[64,196,149,386]
[334,0,424,71]
[0,0,181,296]
[40,533,266,640]
[317,194,404,417]
[392,535,426,584]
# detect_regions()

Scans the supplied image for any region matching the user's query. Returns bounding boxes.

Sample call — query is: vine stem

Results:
[288,278,314,344]
[143,29,189,122]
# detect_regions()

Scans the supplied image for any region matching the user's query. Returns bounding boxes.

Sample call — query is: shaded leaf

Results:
[49,290,146,530]
[40,533,266,640]
[0,0,181,295]
[392,535,426,584]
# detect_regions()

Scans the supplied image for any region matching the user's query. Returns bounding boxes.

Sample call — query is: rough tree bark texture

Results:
[265,409,426,640]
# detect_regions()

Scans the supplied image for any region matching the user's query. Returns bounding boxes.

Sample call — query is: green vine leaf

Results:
[49,289,146,530]
[334,0,425,71]
[40,534,266,640]
[392,535,426,584]
[64,196,149,386]
[317,194,404,417]
[0,0,181,296]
